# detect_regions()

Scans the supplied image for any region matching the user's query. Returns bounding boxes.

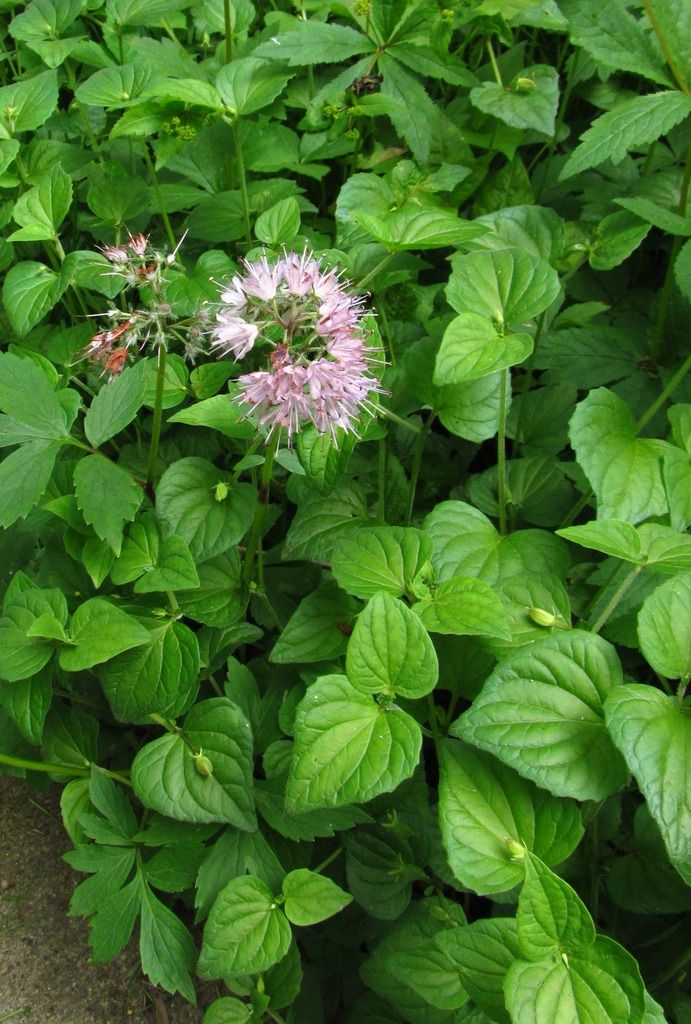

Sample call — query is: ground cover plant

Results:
[0,0,690,1020]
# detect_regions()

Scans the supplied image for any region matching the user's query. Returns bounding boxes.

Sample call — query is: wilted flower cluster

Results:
[210,251,384,442]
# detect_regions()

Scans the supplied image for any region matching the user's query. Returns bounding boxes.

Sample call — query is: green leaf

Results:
[67,845,137,918]
[286,674,422,812]
[0,665,52,743]
[558,520,642,562]
[0,69,59,136]
[59,598,151,671]
[0,351,73,442]
[346,591,438,698]
[43,704,98,768]
[0,440,60,528]
[614,197,691,237]
[638,572,691,680]
[139,878,197,1003]
[216,58,293,118]
[434,313,533,385]
[177,550,245,628]
[559,0,671,86]
[470,65,559,135]
[605,684,691,883]
[144,77,222,109]
[255,196,301,246]
[99,619,199,722]
[254,21,373,66]
[447,249,561,325]
[283,484,370,562]
[343,826,416,920]
[295,423,356,494]
[2,260,65,336]
[134,535,200,593]
[354,207,485,252]
[88,877,140,963]
[74,455,143,555]
[561,91,691,179]
[642,0,691,95]
[589,211,651,271]
[131,698,256,829]
[156,458,256,561]
[331,526,433,600]
[452,631,629,801]
[168,394,255,439]
[10,164,72,242]
[198,875,292,978]
[569,388,666,523]
[379,53,436,165]
[106,0,188,26]
[438,740,583,896]
[204,997,253,1023]
[412,577,511,640]
[75,62,155,108]
[517,855,595,959]
[195,826,285,920]
[84,361,147,448]
[270,584,359,664]
[436,918,520,1024]
[281,868,352,926]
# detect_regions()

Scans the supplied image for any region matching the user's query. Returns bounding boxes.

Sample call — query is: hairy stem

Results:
[589,565,642,635]
[231,122,252,245]
[141,142,177,251]
[406,411,436,525]
[146,343,168,500]
[242,429,280,589]
[223,0,233,63]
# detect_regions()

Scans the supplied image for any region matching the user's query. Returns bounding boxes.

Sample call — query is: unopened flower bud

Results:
[193,751,214,777]
[514,77,536,93]
[529,606,556,628]
[214,481,229,501]
[505,837,526,860]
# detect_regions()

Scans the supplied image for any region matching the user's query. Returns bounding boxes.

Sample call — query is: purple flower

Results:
[211,313,259,359]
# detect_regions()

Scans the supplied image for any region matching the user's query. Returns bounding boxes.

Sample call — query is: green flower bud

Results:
[529,606,556,628]
[505,837,526,860]
[214,481,229,501]
[513,76,536,93]
[193,750,214,777]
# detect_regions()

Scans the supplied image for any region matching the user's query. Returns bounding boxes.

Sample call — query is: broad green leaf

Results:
[0,441,59,527]
[283,484,370,561]
[10,165,72,242]
[295,424,356,495]
[67,845,137,918]
[0,665,52,743]
[346,591,438,698]
[0,69,59,136]
[286,674,422,812]
[517,855,595,959]
[638,572,691,680]
[438,740,583,895]
[331,526,433,600]
[42,704,98,768]
[605,684,691,883]
[452,631,629,801]
[281,868,352,925]
[144,78,222,109]
[74,455,143,555]
[204,997,252,1023]
[559,0,671,86]
[0,587,65,681]
[178,550,245,628]
[536,326,641,389]
[436,918,520,1024]
[75,62,155,107]
[355,207,486,252]
[412,577,511,640]
[168,394,255,439]
[434,313,533,385]
[59,598,151,671]
[195,827,285,920]
[255,197,301,246]
[344,827,417,920]
[107,0,189,25]
[447,249,561,325]
[561,91,691,179]
[156,458,256,561]
[254,21,373,66]
[99,619,199,722]
[436,372,506,444]
[569,389,666,523]
[139,879,197,1003]
[216,58,293,118]
[470,65,559,135]
[643,0,691,94]
[198,875,291,978]
[379,53,436,165]
[270,584,359,664]
[134,535,200,593]
[0,351,73,442]
[84,361,147,448]
[559,522,691,574]
[614,197,691,237]
[110,517,158,585]
[2,260,65,336]
[131,698,256,829]
[88,877,140,963]
[607,805,691,915]
[589,211,650,271]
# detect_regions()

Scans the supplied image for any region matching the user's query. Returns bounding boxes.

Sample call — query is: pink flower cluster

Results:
[211,252,383,442]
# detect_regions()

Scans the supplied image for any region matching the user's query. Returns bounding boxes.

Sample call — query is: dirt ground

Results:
[0,774,208,1024]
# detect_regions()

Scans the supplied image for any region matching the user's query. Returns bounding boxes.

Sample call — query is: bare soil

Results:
[0,775,206,1024]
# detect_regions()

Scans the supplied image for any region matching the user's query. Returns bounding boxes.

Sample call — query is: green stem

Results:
[141,141,176,251]
[146,343,168,500]
[312,846,343,874]
[641,0,690,95]
[510,311,548,457]
[497,368,509,536]
[651,141,691,362]
[223,0,233,63]
[589,565,642,635]
[358,251,396,290]
[406,412,436,525]
[242,429,280,589]
[0,753,89,777]
[486,39,503,86]
[379,406,422,434]
[0,1008,31,1023]
[231,121,252,245]
[377,437,386,522]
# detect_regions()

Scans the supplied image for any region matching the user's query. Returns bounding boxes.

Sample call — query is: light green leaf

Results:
[452,630,629,801]
[434,313,533,385]
[0,69,59,136]
[254,21,373,66]
[270,584,358,664]
[168,394,255,439]
[330,526,433,600]
[346,591,438,698]
[642,0,691,95]
[177,550,245,628]
[0,588,65,681]
[74,455,143,555]
[0,665,52,743]
[438,740,583,896]
[569,388,666,523]
[295,423,356,494]
[139,879,197,1003]
[0,351,73,442]
[561,91,691,179]
[436,372,506,444]
[144,77,222,109]
[282,868,352,925]
[447,249,561,325]
[638,572,691,680]
[470,65,559,135]
[283,484,370,562]
[436,918,519,1024]
[614,197,691,237]
[0,440,61,528]
[354,207,485,252]
[84,361,147,448]
[198,875,291,978]
[204,997,252,1023]
[131,698,256,829]
[559,0,671,86]
[216,58,293,118]
[558,520,642,562]
[412,576,511,640]
[134,535,200,593]
[605,684,691,883]
[589,211,650,271]
[10,165,72,242]
[2,260,65,336]
[75,62,155,108]
[156,458,256,560]
[286,674,422,812]
[517,854,595,959]
[59,598,151,671]
[255,196,301,246]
